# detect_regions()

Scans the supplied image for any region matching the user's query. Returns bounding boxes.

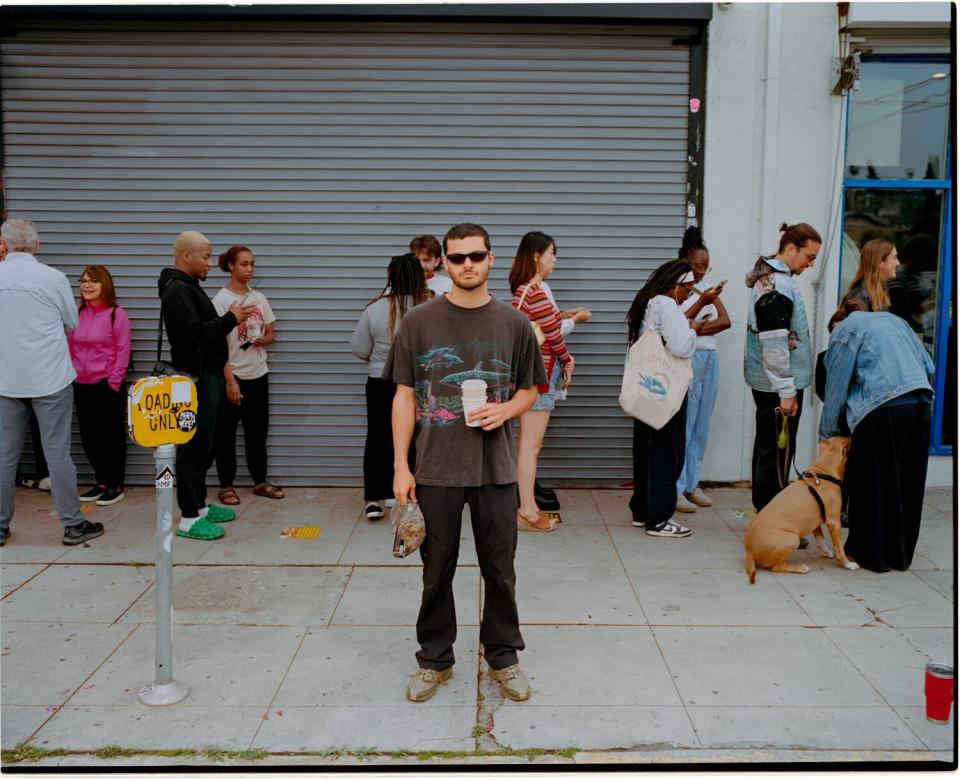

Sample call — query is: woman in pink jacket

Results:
[67,265,131,506]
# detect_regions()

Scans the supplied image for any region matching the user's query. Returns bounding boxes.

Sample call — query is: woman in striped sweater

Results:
[510,231,589,531]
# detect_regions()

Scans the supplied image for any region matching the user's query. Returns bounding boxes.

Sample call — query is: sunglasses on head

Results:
[445,250,489,265]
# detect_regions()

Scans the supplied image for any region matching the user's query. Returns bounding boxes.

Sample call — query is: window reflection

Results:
[847,61,951,180]
[841,189,944,359]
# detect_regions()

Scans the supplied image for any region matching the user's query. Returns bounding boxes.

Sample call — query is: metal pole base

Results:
[138,680,190,706]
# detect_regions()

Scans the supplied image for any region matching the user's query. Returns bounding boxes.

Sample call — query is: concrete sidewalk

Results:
[1,484,954,768]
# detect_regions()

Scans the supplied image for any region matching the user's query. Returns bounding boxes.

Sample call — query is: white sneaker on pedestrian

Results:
[384,498,397,508]
[687,487,712,507]
[38,477,51,491]
[646,519,692,538]
[676,494,697,513]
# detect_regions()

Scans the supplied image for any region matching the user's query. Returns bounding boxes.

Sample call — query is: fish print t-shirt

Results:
[385,295,547,487]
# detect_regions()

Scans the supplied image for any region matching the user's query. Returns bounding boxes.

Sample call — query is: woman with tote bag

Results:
[623,260,718,538]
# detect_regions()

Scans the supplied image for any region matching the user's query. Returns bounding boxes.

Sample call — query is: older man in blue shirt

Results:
[0,218,105,546]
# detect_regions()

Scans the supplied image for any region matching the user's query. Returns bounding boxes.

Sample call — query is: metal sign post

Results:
[128,375,198,707]
[138,443,189,706]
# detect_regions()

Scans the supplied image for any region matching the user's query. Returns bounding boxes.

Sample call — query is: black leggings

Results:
[216,373,270,487]
[74,379,127,488]
[363,376,414,501]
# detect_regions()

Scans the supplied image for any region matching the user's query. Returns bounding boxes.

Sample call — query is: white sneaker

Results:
[646,519,692,538]
[675,494,697,513]
[384,499,397,508]
[687,487,712,507]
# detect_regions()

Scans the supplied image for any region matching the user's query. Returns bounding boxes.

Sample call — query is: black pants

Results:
[844,402,930,572]
[176,371,224,518]
[73,380,127,488]
[415,483,524,672]
[751,389,804,512]
[216,373,270,486]
[363,376,414,501]
[630,399,687,530]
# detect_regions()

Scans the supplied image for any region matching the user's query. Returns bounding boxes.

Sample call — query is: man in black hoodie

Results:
[159,231,255,540]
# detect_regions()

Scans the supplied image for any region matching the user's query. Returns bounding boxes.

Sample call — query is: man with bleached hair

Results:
[0,218,105,546]
[159,231,255,540]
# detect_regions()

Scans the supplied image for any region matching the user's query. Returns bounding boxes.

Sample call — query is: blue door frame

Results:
[838,56,954,457]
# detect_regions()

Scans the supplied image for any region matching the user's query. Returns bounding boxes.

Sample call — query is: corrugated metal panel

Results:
[2,19,692,486]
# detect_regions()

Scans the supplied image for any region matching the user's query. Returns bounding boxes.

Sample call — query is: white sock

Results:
[198,507,210,519]
[179,516,200,532]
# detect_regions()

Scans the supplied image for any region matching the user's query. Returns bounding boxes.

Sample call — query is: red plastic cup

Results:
[925,662,954,724]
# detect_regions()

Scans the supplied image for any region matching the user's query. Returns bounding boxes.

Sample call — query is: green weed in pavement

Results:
[1,744,69,764]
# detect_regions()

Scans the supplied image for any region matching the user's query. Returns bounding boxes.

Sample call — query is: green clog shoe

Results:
[205,503,236,523]
[176,517,225,540]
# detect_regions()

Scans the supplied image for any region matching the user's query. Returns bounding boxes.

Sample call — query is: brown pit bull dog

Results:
[744,436,859,583]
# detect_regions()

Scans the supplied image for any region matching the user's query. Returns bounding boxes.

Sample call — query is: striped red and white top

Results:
[512,282,571,384]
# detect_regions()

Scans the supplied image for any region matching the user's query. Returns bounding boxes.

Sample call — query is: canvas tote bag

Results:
[619,328,693,430]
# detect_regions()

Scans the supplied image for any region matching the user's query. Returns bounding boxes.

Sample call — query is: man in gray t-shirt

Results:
[385,223,546,704]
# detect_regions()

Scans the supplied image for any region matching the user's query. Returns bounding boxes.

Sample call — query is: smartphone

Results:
[715,279,728,290]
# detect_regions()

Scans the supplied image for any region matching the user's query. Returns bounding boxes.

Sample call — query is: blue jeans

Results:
[531,361,562,412]
[677,350,720,495]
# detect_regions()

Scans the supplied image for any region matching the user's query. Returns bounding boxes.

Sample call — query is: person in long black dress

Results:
[819,308,935,572]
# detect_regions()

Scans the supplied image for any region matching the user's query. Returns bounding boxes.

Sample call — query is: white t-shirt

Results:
[641,295,696,358]
[212,287,277,380]
[426,272,452,296]
[680,285,718,351]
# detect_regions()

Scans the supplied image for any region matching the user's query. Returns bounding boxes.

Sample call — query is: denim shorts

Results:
[532,361,563,412]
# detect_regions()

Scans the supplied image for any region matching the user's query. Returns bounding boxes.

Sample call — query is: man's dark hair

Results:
[443,223,490,254]
[777,222,822,253]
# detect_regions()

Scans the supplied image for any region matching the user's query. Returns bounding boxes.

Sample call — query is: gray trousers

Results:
[0,385,85,533]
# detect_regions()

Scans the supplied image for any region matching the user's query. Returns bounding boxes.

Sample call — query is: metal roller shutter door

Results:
[2,19,693,486]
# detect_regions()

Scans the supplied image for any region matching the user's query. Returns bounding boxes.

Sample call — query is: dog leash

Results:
[774,408,796,490]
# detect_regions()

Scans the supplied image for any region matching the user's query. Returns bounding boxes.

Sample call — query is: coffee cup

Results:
[925,662,954,724]
[461,380,487,427]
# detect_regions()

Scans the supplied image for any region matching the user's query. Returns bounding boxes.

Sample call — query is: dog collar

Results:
[802,470,843,488]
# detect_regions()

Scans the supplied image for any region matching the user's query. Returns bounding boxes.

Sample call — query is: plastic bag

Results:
[391,501,426,558]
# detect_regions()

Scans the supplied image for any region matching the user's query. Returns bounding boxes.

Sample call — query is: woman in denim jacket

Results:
[819,308,934,572]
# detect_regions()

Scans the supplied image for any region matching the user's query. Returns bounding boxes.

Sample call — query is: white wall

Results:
[700,2,844,482]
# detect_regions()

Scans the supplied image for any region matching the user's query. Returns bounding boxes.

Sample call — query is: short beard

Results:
[453,275,486,291]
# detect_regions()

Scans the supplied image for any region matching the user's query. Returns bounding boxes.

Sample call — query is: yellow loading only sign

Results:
[128,376,199,448]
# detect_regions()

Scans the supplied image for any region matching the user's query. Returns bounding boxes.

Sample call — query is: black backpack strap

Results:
[156,309,165,363]
[157,278,173,363]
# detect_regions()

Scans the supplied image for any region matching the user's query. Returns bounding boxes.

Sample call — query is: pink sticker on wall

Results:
[689,98,701,113]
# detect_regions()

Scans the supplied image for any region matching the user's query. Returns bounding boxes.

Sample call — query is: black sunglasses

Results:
[445,250,489,265]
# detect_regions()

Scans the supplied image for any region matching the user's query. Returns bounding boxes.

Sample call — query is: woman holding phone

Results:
[674,228,730,514]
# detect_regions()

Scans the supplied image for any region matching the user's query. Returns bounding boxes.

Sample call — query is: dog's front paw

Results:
[818,546,836,559]
[799,564,810,574]
[843,561,859,571]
